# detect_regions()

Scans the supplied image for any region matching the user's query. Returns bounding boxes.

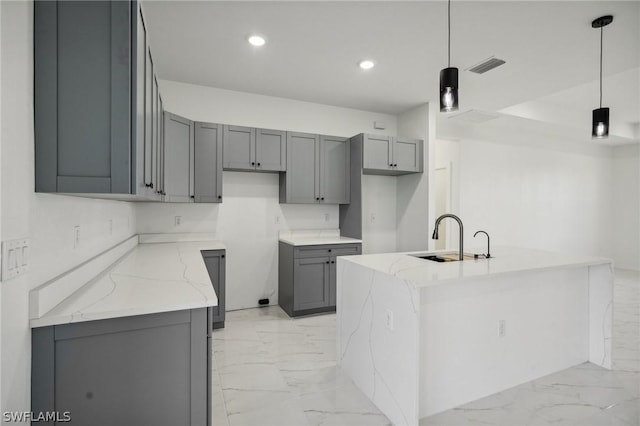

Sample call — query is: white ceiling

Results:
[143,1,640,144]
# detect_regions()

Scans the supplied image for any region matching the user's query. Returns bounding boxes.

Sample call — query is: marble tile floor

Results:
[212,269,639,426]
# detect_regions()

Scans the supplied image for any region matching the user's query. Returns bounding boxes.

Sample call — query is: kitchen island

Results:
[30,235,221,426]
[336,247,613,426]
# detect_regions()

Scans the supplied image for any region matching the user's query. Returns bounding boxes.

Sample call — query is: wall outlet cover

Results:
[1,238,30,281]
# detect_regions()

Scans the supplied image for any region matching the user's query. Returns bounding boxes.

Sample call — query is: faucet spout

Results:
[473,230,491,258]
[432,214,464,261]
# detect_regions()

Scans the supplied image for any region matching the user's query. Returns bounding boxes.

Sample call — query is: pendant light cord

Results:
[448,0,451,67]
[599,26,603,108]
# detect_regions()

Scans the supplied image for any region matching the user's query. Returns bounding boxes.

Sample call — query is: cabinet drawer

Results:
[293,244,361,259]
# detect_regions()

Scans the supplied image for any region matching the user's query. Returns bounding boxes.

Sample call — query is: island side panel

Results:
[418,267,595,419]
[336,258,420,426]
[588,263,614,368]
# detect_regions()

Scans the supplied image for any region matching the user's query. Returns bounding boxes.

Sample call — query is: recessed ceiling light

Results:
[359,60,375,70]
[248,35,266,47]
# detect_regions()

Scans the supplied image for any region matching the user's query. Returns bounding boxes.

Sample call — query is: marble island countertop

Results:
[30,239,223,328]
[340,246,612,287]
[279,229,362,246]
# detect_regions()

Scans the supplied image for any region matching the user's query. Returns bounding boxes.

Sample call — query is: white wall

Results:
[1,2,137,420]
[450,136,613,259]
[396,103,430,252]
[612,144,640,270]
[140,80,397,309]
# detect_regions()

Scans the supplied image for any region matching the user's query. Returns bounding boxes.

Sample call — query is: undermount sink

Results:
[411,252,478,262]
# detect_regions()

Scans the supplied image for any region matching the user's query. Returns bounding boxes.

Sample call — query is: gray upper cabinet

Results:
[362,134,423,176]
[280,132,349,204]
[223,125,256,171]
[223,126,286,172]
[34,1,161,199]
[194,122,223,203]
[163,112,194,203]
[320,135,350,204]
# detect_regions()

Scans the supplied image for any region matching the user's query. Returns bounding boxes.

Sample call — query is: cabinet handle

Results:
[251,162,255,166]
[218,195,222,199]
[328,249,332,252]
[316,197,320,201]
[149,183,154,189]
[257,162,261,167]
[394,164,398,167]
[326,261,329,264]
[221,255,225,258]
[320,197,324,201]
[389,163,393,167]
[190,195,195,199]
[331,260,335,264]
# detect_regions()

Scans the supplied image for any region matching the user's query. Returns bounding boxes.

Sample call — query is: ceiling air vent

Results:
[467,57,506,74]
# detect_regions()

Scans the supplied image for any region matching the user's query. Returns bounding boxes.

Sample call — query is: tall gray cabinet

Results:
[162,113,223,203]
[35,0,163,199]
[279,132,350,204]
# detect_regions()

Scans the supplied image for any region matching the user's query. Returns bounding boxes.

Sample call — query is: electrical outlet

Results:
[174,216,182,227]
[386,309,394,331]
[324,213,330,222]
[73,226,81,249]
[1,238,30,281]
[275,215,280,225]
[370,213,376,224]
[499,320,506,337]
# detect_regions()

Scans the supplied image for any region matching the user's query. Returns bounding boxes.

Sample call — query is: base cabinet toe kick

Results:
[32,308,212,426]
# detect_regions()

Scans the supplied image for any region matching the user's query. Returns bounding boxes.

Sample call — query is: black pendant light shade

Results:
[440,67,459,112]
[592,107,609,138]
[591,15,613,139]
[440,0,458,112]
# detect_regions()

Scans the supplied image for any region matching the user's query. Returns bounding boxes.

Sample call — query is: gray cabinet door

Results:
[284,132,319,203]
[223,125,256,171]
[329,257,337,307]
[320,136,350,204]
[35,1,132,193]
[145,48,154,189]
[158,95,165,197]
[194,122,223,203]
[256,129,286,171]
[363,134,393,172]
[293,257,330,311]
[163,112,193,202]
[394,137,422,173]
[153,76,160,194]
[201,250,226,329]
[134,5,148,197]
[32,309,210,426]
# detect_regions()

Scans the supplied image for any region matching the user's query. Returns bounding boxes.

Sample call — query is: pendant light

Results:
[440,0,458,112]
[592,15,613,138]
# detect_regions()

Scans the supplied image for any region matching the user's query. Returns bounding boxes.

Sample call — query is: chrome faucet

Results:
[432,214,464,261]
[473,230,491,258]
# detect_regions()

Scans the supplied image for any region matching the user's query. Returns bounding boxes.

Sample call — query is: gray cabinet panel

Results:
[144,46,154,189]
[320,136,350,204]
[284,132,319,203]
[223,125,255,171]
[32,309,211,426]
[195,122,223,203]
[163,112,193,202]
[329,260,337,307]
[363,134,393,171]
[152,76,160,192]
[201,250,226,329]
[394,137,422,173]
[256,129,286,171]
[293,257,330,311]
[134,6,149,197]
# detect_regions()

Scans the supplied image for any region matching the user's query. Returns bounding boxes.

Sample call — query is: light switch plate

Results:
[1,238,30,281]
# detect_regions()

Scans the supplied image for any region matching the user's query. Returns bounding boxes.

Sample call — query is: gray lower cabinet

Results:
[34,1,162,198]
[163,114,223,203]
[223,126,286,172]
[278,242,361,317]
[31,308,211,426]
[280,132,350,204]
[201,250,226,329]
[360,133,423,176]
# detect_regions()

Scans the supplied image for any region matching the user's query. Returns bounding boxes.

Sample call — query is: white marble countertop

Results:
[339,246,611,288]
[30,240,224,328]
[279,229,362,246]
